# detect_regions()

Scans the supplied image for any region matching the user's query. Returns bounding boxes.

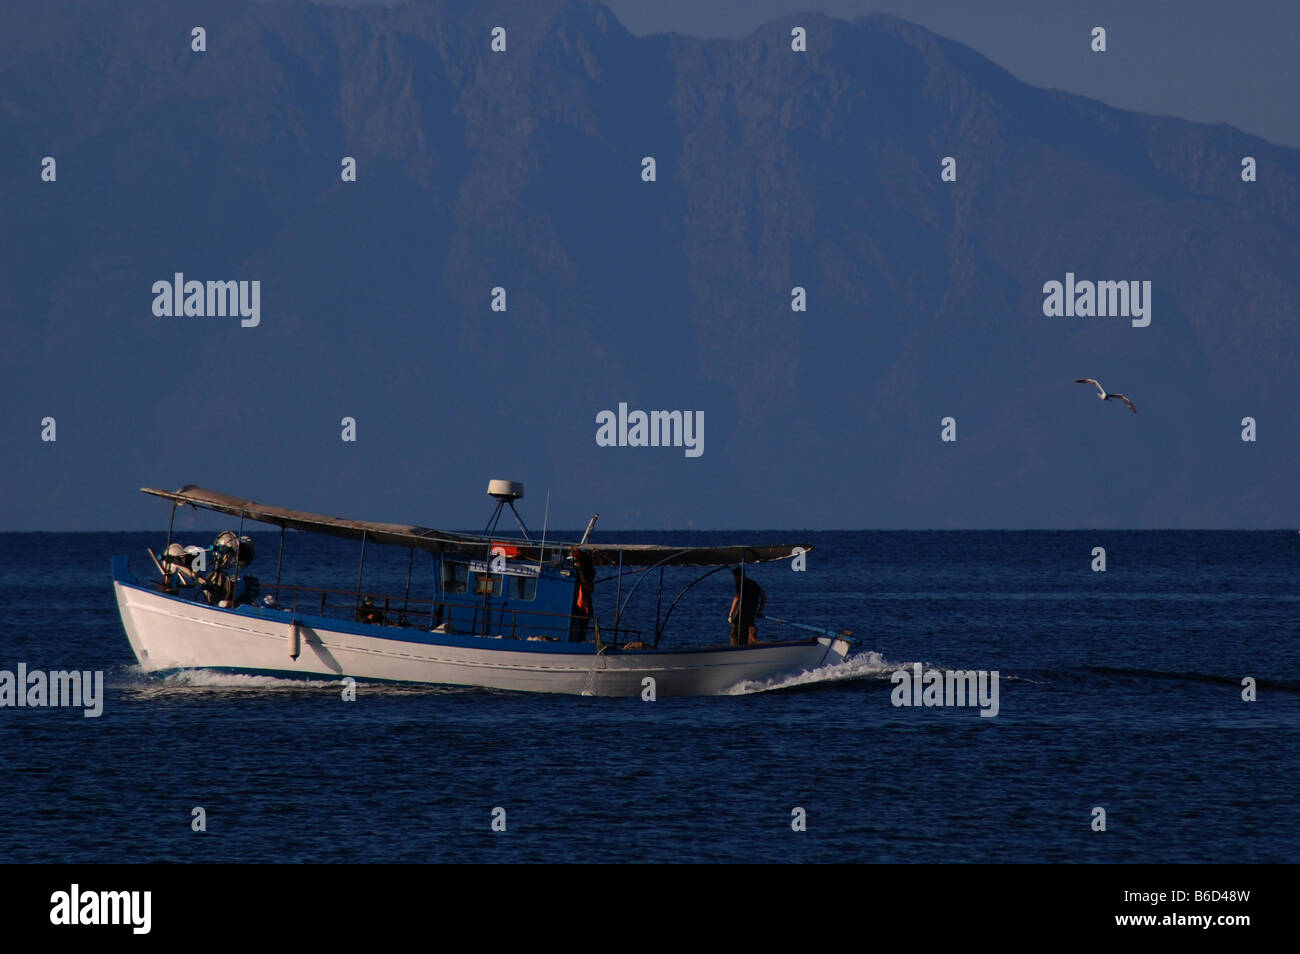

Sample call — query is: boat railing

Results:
[270,583,643,647]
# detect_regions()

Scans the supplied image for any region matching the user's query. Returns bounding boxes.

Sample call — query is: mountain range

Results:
[2,0,1298,529]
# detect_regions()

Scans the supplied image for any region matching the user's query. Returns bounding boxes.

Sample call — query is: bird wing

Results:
[1112,394,1137,414]
[1075,378,1104,394]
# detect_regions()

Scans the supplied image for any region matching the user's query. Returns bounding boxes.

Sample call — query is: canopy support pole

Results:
[613,549,624,636]
[616,548,692,624]
[736,552,745,645]
[402,548,413,622]
[657,564,733,642]
[274,525,286,599]
[354,530,368,617]
[159,500,179,583]
[653,566,664,647]
[232,512,245,597]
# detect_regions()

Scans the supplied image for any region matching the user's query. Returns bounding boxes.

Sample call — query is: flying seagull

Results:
[1075,378,1137,414]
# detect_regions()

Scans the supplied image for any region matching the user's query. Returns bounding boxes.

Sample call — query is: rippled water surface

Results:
[2,531,1297,862]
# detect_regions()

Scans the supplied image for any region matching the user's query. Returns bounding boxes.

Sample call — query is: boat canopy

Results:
[141,486,812,567]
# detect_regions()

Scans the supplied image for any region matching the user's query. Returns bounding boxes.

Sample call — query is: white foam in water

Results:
[724,649,908,695]
[110,666,339,692]
[117,668,465,696]
[161,669,339,690]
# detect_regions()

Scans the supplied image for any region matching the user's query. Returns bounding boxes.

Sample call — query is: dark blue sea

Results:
[2,530,1297,864]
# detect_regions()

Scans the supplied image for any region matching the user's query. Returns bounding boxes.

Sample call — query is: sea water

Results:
[0,530,1296,863]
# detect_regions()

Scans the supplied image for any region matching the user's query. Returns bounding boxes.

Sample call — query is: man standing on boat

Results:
[729,567,766,646]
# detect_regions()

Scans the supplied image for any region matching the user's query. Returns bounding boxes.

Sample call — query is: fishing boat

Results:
[112,482,854,696]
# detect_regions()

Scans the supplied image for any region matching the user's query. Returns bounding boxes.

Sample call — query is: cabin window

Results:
[472,573,502,596]
[508,575,538,601]
[442,561,469,594]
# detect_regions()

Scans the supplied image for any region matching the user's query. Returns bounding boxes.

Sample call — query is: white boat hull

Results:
[114,570,851,697]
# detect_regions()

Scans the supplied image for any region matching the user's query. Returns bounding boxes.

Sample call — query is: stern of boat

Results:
[821,634,853,664]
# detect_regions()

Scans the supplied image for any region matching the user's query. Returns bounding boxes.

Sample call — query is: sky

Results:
[606,0,1300,149]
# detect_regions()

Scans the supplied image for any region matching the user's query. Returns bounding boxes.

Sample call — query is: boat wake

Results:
[162,669,342,690]
[1043,665,1300,694]
[723,649,910,695]
[113,666,465,697]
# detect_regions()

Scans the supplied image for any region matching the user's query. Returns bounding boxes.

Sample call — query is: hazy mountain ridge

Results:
[1,0,1297,529]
